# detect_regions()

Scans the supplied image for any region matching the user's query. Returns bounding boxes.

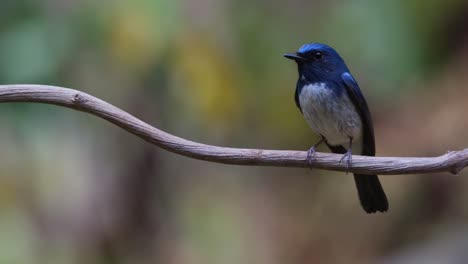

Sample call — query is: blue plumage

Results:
[284,43,388,213]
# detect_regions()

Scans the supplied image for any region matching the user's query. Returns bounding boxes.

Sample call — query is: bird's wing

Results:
[341,72,375,156]
[341,73,387,213]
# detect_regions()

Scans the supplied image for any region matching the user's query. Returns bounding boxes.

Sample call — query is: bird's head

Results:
[284,43,348,82]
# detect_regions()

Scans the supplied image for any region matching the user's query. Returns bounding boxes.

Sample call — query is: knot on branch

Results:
[72,93,88,104]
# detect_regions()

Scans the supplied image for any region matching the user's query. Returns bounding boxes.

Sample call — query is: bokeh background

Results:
[1,0,468,263]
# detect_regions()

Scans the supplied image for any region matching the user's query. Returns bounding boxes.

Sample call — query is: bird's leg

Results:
[306,137,325,166]
[339,137,353,173]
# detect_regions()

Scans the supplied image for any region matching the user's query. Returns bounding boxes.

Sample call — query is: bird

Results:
[284,43,388,213]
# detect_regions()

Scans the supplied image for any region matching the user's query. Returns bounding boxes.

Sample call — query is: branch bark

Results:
[0,84,466,175]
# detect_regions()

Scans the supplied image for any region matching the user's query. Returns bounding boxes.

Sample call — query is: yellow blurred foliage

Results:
[172,34,242,127]
[108,3,166,71]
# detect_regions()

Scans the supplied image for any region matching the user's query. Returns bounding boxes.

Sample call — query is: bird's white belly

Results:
[299,82,362,146]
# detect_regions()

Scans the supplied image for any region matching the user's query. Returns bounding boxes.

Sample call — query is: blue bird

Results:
[284,43,388,213]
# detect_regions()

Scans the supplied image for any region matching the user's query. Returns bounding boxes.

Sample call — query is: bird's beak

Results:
[283,52,305,62]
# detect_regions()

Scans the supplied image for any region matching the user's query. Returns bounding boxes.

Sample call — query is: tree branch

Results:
[0,84,466,175]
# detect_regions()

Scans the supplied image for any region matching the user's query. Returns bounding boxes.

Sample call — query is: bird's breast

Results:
[299,82,362,146]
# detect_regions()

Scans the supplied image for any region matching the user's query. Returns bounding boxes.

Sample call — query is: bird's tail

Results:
[353,174,388,213]
[326,143,388,213]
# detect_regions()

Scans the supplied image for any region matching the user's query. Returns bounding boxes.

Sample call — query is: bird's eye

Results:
[313,52,323,60]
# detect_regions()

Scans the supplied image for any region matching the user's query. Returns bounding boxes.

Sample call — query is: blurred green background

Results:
[1,0,468,263]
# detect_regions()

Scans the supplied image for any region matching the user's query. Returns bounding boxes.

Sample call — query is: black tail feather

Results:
[354,174,388,213]
[326,143,388,213]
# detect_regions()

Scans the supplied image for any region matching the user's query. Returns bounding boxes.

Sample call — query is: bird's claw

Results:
[340,150,352,173]
[306,147,317,167]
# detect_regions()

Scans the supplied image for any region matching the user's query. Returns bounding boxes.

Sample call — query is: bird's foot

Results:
[305,137,326,168]
[340,149,353,173]
[306,146,317,167]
